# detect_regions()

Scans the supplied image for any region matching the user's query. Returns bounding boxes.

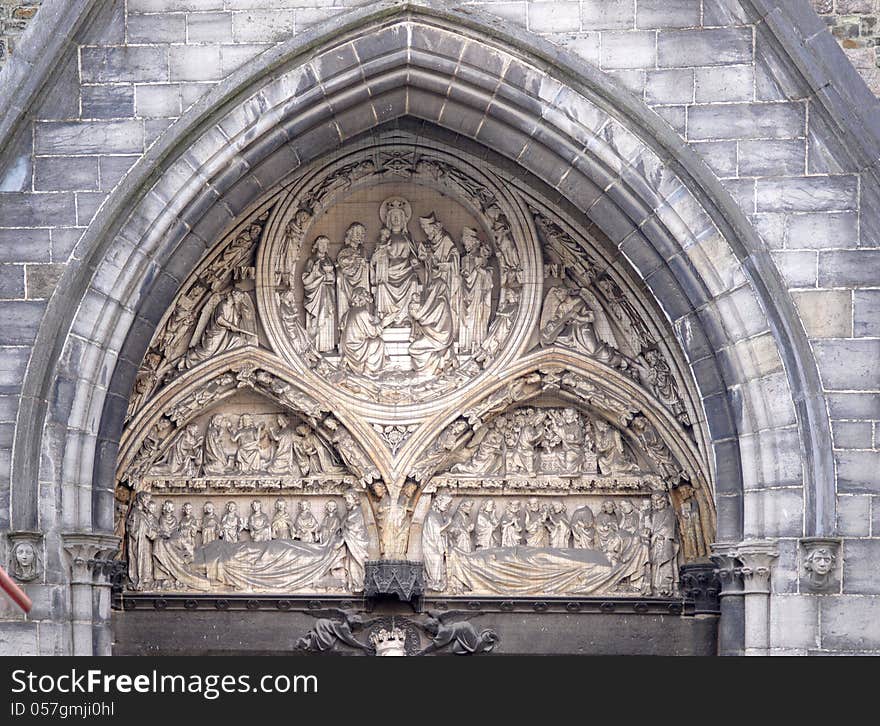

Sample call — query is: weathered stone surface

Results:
[843,540,880,594]
[658,28,754,67]
[790,290,852,338]
[821,596,880,651]
[688,102,804,140]
[837,495,871,537]
[820,250,880,287]
[836,450,880,493]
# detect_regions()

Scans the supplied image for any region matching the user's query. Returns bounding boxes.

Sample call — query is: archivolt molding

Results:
[13,2,834,547]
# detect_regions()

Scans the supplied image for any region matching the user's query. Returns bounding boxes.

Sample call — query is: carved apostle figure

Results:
[267,414,302,476]
[159,423,203,477]
[422,492,454,591]
[524,497,550,548]
[593,419,638,476]
[231,414,264,474]
[278,287,313,356]
[341,491,370,591]
[499,500,524,547]
[547,501,571,549]
[336,222,371,328]
[157,500,177,538]
[203,414,233,475]
[448,499,475,553]
[570,504,595,549]
[182,287,257,368]
[177,502,199,563]
[418,213,461,338]
[295,501,320,543]
[372,204,420,324]
[248,500,272,542]
[126,492,157,590]
[319,500,342,545]
[301,236,338,352]
[648,493,679,596]
[340,287,389,375]
[200,501,219,545]
[459,228,493,353]
[475,499,500,549]
[220,501,243,543]
[408,277,455,375]
[271,499,293,540]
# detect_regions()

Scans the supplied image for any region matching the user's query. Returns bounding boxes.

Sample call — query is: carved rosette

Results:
[114,129,714,602]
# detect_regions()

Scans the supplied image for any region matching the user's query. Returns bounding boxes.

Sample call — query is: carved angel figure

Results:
[203,414,233,475]
[278,209,310,283]
[302,236,337,353]
[451,429,504,476]
[159,423,202,477]
[539,284,625,368]
[418,611,499,656]
[181,287,257,368]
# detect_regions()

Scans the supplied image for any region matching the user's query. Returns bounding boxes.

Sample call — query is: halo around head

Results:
[379,196,413,226]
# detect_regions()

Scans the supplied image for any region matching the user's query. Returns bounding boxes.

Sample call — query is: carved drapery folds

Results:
[115,131,713,600]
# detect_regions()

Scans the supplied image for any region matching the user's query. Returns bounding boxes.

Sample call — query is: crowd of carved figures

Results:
[125,492,369,593]
[276,196,500,378]
[421,493,681,597]
[451,406,639,478]
[153,413,344,480]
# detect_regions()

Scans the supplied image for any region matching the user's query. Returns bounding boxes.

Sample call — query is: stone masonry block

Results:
[169,46,224,82]
[836,450,880,494]
[80,46,169,84]
[756,176,858,213]
[820,250,880,287]
[771,251,817,288]
[25,264,65,300]
[0,301,45,344]
[785,212,858,250]
[694,65,755,103]
[645,69,694,105]
[688,102,805,141]
[854,291,880,337]
[186,12,233,43]
[831,421,874,449]
[601,31,656,70]
[135,85,182,118]
[815,339,880,390]
[80,85,135,119]
[580,0,633,30]
[126,12,187,43]
[658,28,753,67]
[636,0,701,29]
[821,597,880,651]
[0,193,77,228]
[837,495,871,537]
[0,229,51,262]
[35,121,144,156]
[770,595,818,650]
[232,10,296,43]
[0,265,24,299]
[738,139,806,177]
[34,157,100,192]
[843,540,880,594]
[790,290,852,338]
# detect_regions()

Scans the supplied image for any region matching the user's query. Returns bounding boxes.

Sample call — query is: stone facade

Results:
[0,0,878,656]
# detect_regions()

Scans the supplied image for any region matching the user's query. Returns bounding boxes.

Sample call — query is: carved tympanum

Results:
[116,131,713,601]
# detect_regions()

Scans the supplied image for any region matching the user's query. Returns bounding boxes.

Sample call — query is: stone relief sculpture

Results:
[9,540,40,583]
[416,491,679,598]
[117,139,713,608]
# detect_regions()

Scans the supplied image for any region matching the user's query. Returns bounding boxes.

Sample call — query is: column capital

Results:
[62,533,121,585]
[709,541,743,595]
[736,539,778,595]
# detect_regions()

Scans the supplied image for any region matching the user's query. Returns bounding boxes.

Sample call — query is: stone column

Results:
[737,539,778,656]
[62,534,120,656]
[710,542,744,656]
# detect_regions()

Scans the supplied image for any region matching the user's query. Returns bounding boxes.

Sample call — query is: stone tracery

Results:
[116,131,714,600]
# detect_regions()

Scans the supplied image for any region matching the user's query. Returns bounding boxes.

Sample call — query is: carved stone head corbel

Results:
[800,537,841,593]
[7,532,43,583]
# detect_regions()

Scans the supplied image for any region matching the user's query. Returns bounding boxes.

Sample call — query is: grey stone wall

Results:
[0,0,878,655]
